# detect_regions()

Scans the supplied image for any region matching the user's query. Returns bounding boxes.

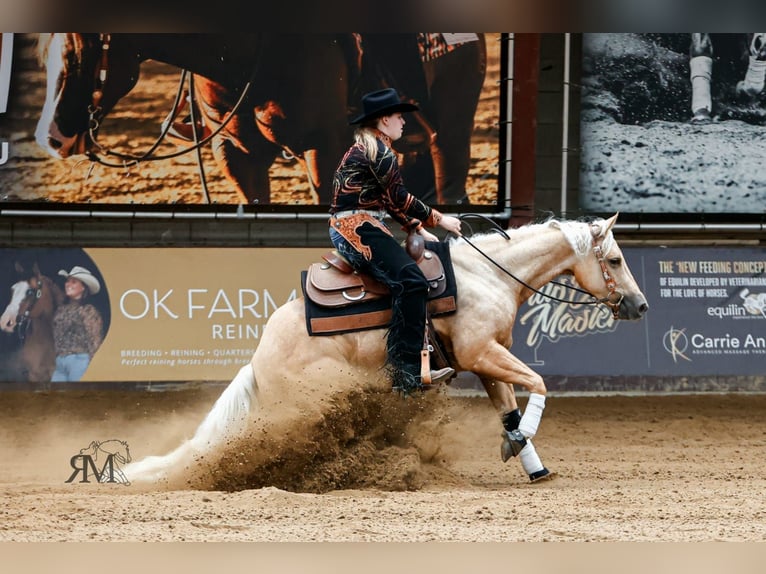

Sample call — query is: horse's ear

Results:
[590,213,618,239]
[14,261,24,274]
[32,262,42,276]
[604,212,619,233]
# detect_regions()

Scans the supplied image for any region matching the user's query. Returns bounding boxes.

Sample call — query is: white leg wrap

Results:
[518,393,546,439]
[519,439,545,475]
[738,55,766,95]
[690,56,713,113]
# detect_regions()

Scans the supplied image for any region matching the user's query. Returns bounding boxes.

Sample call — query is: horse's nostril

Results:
[48,138,62,151]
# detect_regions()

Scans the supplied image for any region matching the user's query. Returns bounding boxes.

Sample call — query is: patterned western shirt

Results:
[330,133,441,230]
[52,301,104,357]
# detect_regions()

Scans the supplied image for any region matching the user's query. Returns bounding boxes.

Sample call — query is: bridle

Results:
[15,277,44,343]
[457,214,625,319]
[591,237,625,319]
[79,33,261,201]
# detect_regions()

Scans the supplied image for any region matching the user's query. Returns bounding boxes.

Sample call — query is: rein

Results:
[82,34,263,200]
[456,214,623,318]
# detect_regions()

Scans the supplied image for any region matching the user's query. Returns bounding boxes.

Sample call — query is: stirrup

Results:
[500,429,527,462]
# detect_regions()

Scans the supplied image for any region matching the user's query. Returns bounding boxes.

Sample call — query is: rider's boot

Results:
[428,366,455,386]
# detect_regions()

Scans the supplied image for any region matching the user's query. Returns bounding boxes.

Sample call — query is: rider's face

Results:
[378,113,406,141]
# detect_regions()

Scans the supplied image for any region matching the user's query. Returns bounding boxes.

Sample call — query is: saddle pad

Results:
[302,240,457,336]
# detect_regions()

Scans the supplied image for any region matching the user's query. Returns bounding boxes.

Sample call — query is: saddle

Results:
[305,249,445,307]
[301,241,457,336]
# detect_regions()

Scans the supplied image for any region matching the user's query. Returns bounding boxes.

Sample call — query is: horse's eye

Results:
[609,257,621,266]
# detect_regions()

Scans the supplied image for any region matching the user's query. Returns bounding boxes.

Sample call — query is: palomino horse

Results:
[35,33,352,205]
[124,214,648,489]
[0,263,64,382]
[689,33,766,123]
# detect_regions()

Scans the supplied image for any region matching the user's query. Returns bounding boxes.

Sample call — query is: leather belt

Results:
[332,209,386,220]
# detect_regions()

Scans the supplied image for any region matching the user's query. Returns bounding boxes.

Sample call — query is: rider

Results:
[329,88,462,394]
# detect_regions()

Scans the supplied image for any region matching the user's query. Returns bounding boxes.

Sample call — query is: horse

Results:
[123,213,648,491]
[35,33,353,205]
[0,262,64,382]
[689,33,766,123]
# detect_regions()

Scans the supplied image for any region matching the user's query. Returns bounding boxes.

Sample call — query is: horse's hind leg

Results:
[193,78,275,204]
[479,376,553,482]
[211,135,275,205]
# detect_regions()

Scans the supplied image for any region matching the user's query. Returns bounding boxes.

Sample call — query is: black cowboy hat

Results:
[349,88,419,125]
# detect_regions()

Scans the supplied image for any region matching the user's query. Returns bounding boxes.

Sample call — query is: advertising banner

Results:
[0,247,326,383]
[0,33,505,212]
[512,245,766,376]
[579,33,766,215]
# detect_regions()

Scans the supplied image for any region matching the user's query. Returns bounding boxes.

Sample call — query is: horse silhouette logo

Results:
[66,439,132,485]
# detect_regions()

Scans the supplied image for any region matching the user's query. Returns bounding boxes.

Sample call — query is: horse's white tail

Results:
[124,364,258,485]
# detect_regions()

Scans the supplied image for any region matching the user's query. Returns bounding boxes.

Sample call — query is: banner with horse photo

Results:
[0,33,506,213]
[0,247,326,384]
[579,33,766,215]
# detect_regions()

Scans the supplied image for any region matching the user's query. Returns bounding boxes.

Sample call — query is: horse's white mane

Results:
[450,217,614,258]
[549,218,614,257]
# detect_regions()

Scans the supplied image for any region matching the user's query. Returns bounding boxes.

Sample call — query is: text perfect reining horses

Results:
[124,214,648,489]
[0,262,64,382]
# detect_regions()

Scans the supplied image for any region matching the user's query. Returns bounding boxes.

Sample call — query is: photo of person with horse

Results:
[329,88,463,395]
[50,265,104,382]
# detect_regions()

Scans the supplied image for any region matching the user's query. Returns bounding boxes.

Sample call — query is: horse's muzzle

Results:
[618,294,649,320]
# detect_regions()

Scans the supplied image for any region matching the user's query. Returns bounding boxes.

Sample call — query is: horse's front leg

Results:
[470,342,553,482]
[480,375,553,482]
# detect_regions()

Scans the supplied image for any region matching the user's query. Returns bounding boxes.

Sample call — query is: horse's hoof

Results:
[500,429,527,462]
[529,468,556,483]
[690,109,712,124]
[736,80,764,99]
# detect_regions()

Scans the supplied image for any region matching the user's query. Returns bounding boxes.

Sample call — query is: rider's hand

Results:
[418,227,439,242]
[438,215,462,237]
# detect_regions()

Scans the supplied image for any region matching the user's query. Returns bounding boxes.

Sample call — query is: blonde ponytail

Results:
[354,126,379,163]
